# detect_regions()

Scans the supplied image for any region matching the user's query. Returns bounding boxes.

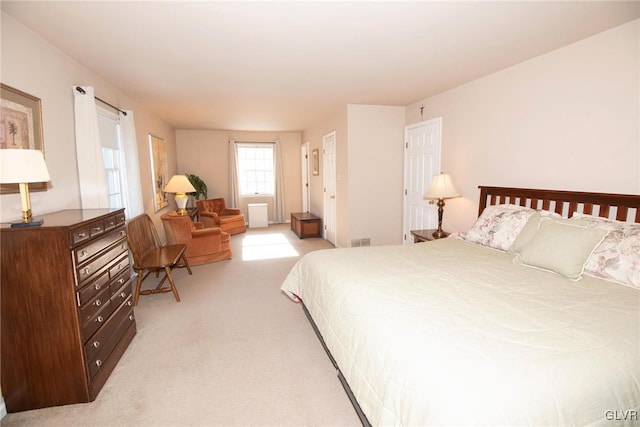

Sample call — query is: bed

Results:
[280,186,640,426]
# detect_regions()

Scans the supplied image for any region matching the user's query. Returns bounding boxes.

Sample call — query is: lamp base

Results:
[10,218,44,228]
[431,229,450,239]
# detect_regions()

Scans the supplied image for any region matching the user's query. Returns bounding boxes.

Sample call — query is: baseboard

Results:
[0,394,7,420]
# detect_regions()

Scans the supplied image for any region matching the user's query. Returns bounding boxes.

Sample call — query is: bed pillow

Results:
[510,211,574,253]
[463,204,535,251]
[570,214,640,288]
[514,218,608,280]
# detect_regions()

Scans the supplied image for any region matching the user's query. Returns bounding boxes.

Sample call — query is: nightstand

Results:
[410,229,449,243]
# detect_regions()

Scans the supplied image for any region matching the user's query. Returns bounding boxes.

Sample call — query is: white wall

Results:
[0,12,177,233]
[175,130,302,222]
[405,19,640,233]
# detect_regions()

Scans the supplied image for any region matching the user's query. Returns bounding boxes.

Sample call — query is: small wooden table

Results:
[291,212,322,239]
[410,229,449,243]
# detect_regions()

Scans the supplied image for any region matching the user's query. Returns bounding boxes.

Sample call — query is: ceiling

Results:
[2,1,639,132]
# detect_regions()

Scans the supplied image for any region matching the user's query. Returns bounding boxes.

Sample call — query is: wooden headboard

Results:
[478,186,640,223]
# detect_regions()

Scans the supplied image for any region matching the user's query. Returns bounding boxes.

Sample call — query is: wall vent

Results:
[351,238,371,247]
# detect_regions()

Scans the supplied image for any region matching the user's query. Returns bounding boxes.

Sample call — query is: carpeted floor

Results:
[1,224,360,426]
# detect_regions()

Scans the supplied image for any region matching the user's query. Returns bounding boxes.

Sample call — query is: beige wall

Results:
[175,130,302,222]
[347,105,406,246]
[405,19,640,233]
[0,12,177,235]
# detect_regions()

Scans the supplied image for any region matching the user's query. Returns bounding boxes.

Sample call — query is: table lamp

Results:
[164,174,196,215]
[424,173,460,238]
[0,149,51,227]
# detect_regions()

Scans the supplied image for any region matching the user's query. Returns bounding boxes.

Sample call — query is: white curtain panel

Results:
[228,140,240,209]
[274,141,286,223]
[119,110,144,217]
[73,86,109,209]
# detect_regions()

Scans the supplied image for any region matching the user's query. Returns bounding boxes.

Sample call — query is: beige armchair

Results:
[196,198,247,235]
[161,212,232,266]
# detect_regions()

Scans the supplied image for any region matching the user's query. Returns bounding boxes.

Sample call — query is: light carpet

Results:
[2,224,360,427]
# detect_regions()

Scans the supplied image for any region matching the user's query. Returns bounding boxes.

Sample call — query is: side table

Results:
[410,229,449,243]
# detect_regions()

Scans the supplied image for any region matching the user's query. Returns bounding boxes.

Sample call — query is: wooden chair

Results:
[126,214,192,305]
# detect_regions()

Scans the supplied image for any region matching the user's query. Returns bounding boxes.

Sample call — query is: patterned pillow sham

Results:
[570,214,640,289]
[463,204,535,251]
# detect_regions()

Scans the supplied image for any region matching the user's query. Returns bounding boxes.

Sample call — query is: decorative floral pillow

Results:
[570,214,640,288]
[463,204,535,251]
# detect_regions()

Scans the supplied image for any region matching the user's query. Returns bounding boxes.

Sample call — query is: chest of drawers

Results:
[1,209,136,412]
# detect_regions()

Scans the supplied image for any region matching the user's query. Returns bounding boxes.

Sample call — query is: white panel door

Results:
[323,131,337,245]
[301,142,310,212]
[403,118,442,244]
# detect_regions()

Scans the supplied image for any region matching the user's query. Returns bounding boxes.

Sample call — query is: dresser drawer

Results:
[76,242,128,286]
[109,269,130,296]
[85,297,135,380]
[79,286,112,326]
[77,271,110,306]
[110,277,132,306]
[109,254,129,280]
[74,227,126,265]
[81,298,114,341]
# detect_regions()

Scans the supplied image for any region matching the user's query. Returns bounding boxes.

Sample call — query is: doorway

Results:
[323,131,337,245]
[403,118,442,244]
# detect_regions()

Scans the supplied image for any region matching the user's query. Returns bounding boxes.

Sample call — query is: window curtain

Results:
[119,110,144,217]
[274,141,286,223]
[73,86,109,208]
[228,140,240,209]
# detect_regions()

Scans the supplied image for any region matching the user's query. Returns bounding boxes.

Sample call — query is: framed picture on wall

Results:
[149,134,169,212]
[0,83,47,194]
[312,149,319,176]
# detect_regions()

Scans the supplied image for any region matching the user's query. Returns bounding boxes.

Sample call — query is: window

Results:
[237,143,275,196]
[97,107,127,209]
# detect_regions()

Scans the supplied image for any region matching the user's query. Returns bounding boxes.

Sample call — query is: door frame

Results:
[322,131,337,245]
[402,117,442,243]
[301,142,310,212]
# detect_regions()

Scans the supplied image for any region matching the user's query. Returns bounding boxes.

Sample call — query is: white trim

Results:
[0,395,7,420]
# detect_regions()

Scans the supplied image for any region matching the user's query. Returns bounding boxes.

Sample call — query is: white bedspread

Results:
[280,238,640,426]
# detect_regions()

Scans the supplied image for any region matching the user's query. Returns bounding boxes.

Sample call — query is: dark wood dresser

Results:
[1,209,136,412]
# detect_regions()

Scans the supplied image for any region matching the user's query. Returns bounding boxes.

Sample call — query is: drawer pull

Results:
[82,268,91,276]
[94,299,102,307]
[77,232,87,238]
[95,359,102,367]
[92,227,102,232]
[93,340,100,348]
[95,283,102,290]
[120,292,127,298]
[96,316,104,323]
[118,278,125,285]
[118,264,124,270]
[129,315,134,321]
[127,301,133,307]
[80,250,89,258]
[120,231,126,237]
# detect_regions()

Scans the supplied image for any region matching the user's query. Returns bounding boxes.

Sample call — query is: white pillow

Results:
[570,214,640,288]
[510,211,576,253]
[514,218,608,281]
[464,204,535,251]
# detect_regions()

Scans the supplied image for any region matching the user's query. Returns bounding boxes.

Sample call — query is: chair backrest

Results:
[197,198,226,215]
[126,214,162,266]
[161,213,194,244]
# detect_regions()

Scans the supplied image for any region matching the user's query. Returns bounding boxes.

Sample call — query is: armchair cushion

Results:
[161,212,232,265]
[197,198,247,235]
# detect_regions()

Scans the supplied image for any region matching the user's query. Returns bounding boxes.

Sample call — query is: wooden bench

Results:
[290,212,322,239]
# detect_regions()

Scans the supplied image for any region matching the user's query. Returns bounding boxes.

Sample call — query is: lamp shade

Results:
[424,173,459,200]
[0,149,51,184]
[163,175,195,194]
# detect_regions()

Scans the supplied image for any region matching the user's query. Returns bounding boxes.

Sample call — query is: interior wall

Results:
[301,107,348,245]
[347,104,406,246]
[405,19,640,233]
[175,130,302,223]
[0,12,177,234]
